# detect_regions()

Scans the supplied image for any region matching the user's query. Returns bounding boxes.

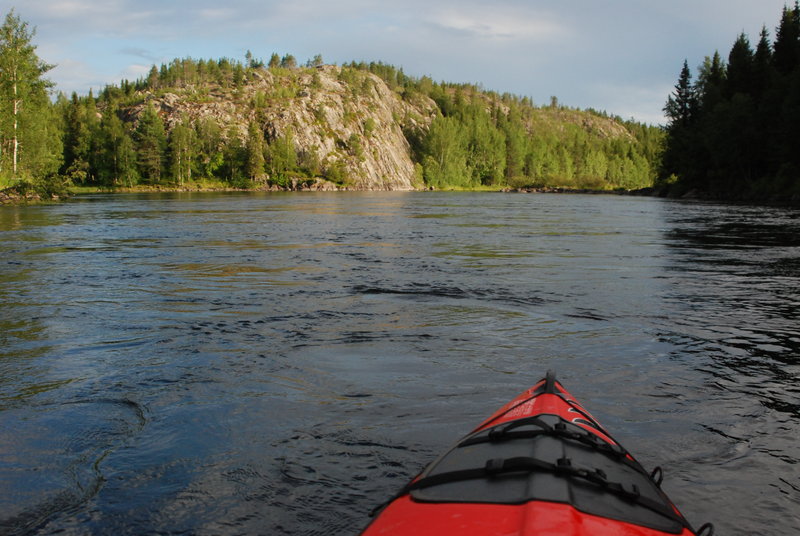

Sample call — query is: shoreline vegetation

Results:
[2,4,799,206]
[0,8,663,206]
[0,183,667,206]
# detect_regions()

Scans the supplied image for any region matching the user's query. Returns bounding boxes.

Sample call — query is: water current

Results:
[1,192,798,535]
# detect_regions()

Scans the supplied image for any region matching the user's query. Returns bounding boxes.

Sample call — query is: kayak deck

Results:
[362,372,708,536]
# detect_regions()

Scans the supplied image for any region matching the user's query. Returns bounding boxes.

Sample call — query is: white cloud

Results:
[45,57,105,94]
[9,0,796,123]
[118,63,152,81]
[592,82,675,125]
[428,6,566,41]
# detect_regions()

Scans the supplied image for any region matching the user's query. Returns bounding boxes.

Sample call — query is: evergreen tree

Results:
[134,104,167,183]
[61,92,91,182]
[280,54,297,69]
[773,3,800,75]
[696,52,726,112]
[660,4,800,197]
[98,106,138,186]
[268,53,280,69]
[725,33,754,97]
[660,61,698,186]
[222,125,245,182]
[752,27,774,99]
[147,65,159,89]
[664,60,697,128]
[194,117,223,178]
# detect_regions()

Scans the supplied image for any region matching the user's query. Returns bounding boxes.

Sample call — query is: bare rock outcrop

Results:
[124,65,437,191]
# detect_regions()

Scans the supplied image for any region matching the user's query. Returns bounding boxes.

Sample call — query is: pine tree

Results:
[280,54,297,69]
[61,92,95,183]
[661,61,699,187]
[268,53,280,69]
[98,106,137,186]
[664,60,697,128]
[725,33,754,97]
[773,3,800,75]
[222,125,245,182]
[134,104,167,183]
[695,52,726,112]
[752,27,774,99]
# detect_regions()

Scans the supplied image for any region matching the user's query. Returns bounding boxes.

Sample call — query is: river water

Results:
[1,192,798,535]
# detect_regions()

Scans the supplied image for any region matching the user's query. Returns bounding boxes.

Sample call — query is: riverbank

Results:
[0,182,661,205]
[6,180,798,207]
[0,187,66,205]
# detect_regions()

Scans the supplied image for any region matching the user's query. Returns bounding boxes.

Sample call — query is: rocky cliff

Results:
[124,65,438,190]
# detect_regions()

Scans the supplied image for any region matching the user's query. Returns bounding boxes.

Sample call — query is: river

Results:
[1,192,798,535]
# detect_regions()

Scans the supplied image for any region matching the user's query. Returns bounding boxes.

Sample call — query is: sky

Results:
[3,0,794,125]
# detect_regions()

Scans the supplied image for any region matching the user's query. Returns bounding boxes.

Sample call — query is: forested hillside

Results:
[1,8,663,198]
[660,3,800,200]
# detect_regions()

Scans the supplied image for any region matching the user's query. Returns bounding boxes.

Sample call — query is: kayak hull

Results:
[362,372,702,536]
[365,498,695,536]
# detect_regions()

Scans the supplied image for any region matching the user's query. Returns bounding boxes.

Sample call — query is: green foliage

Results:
[168,121,196,185]
[280,54,297,69]
[298,145,322,177]
[134,103,167,183]
[660,2,800,198]
[409,86,659,190]
[363,117,376,138]
[323,159,348,185]
[419,115,473,188]
[98,105,138,186]
[347,132,365,160]
[245,121,265,180]
[265,131,297,184]
[0,14,665,198]
[221,125,245,182]
[268,53,280,69]
[194,117,224,179]
[0,9,62,189]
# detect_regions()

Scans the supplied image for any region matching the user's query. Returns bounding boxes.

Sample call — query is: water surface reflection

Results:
[0,193,798,535]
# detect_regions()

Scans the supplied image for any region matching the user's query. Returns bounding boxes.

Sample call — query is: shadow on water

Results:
[655,202,800,534]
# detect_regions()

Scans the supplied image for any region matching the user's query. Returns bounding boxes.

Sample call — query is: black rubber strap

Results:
[395,456,692,531]
[458,416,630,462]
[697,522,715,535]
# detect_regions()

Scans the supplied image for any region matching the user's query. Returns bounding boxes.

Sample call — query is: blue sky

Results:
[4,0,793,124]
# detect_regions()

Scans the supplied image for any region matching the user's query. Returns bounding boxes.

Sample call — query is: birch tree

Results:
[0,10,57,178]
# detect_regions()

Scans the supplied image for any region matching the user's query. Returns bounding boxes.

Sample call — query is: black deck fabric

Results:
[409,414,687,534]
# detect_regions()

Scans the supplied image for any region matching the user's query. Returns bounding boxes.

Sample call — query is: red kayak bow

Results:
[362,372,712,536]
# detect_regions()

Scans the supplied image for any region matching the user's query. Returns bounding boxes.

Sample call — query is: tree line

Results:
[57,95,307,189]
[350,61,663,190]
[660,3,800,199]
[1,8,662,197]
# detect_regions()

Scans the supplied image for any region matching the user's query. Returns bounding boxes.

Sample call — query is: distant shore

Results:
[5,182,798,207]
